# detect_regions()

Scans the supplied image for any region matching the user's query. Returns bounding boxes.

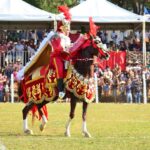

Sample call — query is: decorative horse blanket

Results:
[24,65,96,104]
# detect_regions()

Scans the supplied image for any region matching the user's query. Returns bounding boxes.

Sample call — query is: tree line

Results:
[109,0,150,15]
[23,0,150,15]
[24,0,79,13]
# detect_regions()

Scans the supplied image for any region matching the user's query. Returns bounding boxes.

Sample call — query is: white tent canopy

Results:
[0,0,55,21]
[70,0,143,23]
[145,15,150,22]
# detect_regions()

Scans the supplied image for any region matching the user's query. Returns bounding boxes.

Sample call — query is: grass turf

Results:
[0,103,150,150]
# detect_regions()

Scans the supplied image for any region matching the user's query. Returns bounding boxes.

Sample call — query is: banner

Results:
[97,51,126,71]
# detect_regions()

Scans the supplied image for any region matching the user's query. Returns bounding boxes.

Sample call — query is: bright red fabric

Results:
[97,51,126,71]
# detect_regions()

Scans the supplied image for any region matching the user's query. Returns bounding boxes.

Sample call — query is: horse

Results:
[18,31,109,138]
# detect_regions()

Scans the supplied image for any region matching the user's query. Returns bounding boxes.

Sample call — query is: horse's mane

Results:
[74,45,98,78]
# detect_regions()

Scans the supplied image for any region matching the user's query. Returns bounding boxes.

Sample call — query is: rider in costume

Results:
[49,6,88,99]
[48,5,101,100]
[49,6,72,99]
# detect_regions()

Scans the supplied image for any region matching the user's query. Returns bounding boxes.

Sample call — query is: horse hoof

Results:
[24,129,33,135]
[39,124,46,132]
[83,131,91,138]
[64,131,71,137]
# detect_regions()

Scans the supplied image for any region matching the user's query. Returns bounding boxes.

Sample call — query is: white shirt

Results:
[15,43,24,52]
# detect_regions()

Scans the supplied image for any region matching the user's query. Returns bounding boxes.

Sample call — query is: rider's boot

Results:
[57,78,65,99]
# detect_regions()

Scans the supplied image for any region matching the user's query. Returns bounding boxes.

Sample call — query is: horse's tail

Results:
[40,105,48,120]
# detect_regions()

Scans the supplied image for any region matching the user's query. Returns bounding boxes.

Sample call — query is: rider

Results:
[49,6,72,99]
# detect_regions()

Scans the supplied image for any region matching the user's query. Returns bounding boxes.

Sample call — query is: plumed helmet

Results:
[56,5,72,32]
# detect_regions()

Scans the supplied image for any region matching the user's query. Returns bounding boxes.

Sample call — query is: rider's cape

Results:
[17,31,55,80]
[17,31,55,120]
[17,32,86,81]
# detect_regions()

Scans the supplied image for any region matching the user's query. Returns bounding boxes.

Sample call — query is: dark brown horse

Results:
[19,33,109,138]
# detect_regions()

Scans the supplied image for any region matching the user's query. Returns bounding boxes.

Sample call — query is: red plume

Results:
[89,17,100,37]
[58,5,71,21]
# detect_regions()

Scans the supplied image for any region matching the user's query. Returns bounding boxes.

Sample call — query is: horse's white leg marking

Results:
[40,115,47,132]
[82,121,91,138]
[23,119,33,135]
[23,119,28,131]
[42,115,47,125]
[65,118,72,137]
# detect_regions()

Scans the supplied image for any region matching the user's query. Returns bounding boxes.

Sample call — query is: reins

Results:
[71,58,94,62]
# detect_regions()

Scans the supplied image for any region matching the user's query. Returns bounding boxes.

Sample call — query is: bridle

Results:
[71,58,94,62]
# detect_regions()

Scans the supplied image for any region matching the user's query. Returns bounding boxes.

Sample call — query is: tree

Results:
[23,0,40,8]
[108,0,149,15]
[23,0,79,13]
[23,0,150,14]
[131,0,145,15]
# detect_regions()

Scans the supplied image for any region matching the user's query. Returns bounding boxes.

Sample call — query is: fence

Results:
[1,50,150,68]
[0,51,34,67]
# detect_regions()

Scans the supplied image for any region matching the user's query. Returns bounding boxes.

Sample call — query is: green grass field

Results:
[1,103,150,150]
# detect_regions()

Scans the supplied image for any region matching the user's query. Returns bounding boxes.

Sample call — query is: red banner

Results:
[98,51,126,71]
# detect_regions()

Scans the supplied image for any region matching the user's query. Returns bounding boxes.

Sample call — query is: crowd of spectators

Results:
[0,60,22,102]
[97,29,150,52]
[0,30,50,67]
[95,63,150,103]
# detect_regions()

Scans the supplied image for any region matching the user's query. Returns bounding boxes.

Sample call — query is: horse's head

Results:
[77,34,109,62]
[73,34,109,78]
[87,17,109,60]
[92,36,109,60]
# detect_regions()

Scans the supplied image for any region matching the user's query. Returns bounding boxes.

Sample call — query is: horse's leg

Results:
[82,101,91,138]
[37,101,49,132]
[22,101,34,135]
[65,94,77,137]
[38,96,58,132]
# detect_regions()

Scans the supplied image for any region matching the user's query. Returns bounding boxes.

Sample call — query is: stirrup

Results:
[59,92,65,99]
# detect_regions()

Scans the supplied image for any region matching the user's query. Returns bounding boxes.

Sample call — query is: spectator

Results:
[111,30,117,44]
[102,77,111,97]
[128,39,141,51]
[3,80,10,102]
[13,67,19,81]
[4,62,14,81]
[134,30,141,42]
[0,71,6,102]
[119,41,127,51]
[103,66,113,81]
[13,59,23,71]
[133,77,142,103]
[111,76,119,102]
[113,64,121,77]
[27,40,36,58]
[126,79,133,103]
[119,80,126,97]
[37,30,44,41]
[15,40,24,61]
[110,42,117,51]
[118,30,124,43]
[101,31,108,44]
